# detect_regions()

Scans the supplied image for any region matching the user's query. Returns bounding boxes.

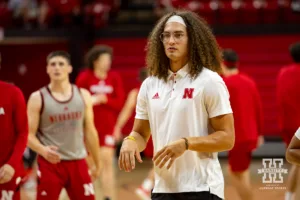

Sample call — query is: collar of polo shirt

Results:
[167,63,189,79]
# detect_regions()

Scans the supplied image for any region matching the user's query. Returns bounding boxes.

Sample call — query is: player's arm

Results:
[80,89,101,176]
[27,91,60,164]
[0,88,28,184]
[187,113,235,152]
[286,128,300,166]
[187,79,234,152]
[104,74,125,111]
[118,79,151,172]
[7,88,29,169]
[113,89,138,138]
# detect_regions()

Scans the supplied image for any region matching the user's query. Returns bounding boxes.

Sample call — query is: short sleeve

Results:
[135,79,149,120]
[203,78,233,118]
[295,127,300,140]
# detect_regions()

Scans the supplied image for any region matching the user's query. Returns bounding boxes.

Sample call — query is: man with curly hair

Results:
[119,10,235,200]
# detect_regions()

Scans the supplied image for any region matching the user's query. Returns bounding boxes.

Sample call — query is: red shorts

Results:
[99,134,115,148]
[37,157,94,200]
[228,145,253,172]
[143,136,154,158]
[0,172,22,200]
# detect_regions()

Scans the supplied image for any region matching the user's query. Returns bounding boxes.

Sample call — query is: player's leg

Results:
[65,159,95,200]
[135,167,155,200]
[284,132,297,200]
[135,135,155,200]
[36,157,64,200]
[228,149,253,200]
[285,164,298,200]
[100,140,116,200]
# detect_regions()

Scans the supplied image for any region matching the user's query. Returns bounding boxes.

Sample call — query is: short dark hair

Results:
[222,49,239,68]
[85,45,113,70]
[139,67,149,81]
[47,51,71,64]
[289,42,300,63]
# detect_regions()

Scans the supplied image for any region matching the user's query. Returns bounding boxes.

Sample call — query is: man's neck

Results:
[49,79,71,93]
[224,68,239,77]
[94,68,107,79]
[170,58,188,73]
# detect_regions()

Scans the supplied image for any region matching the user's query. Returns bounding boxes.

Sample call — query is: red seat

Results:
[0,2,12,28]
[84,2,111,28]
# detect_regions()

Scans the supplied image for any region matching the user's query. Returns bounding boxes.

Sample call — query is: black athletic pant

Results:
[151,191,222,200]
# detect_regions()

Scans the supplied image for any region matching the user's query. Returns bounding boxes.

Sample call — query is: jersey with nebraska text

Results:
[37,85,86,160]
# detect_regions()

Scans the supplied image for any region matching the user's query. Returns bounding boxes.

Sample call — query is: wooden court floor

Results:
[21,158,289,200]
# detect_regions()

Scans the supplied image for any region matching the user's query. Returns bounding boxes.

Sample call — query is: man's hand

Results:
[41,146,61,164]
[90,161,101,181]
[153,139,186,169]
[0,164,15,184]
[118,139,143,172]
[113,126,123,142]
[91,94,108,105]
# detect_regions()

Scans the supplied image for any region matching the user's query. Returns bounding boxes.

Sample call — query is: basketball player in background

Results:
[277,42,300,200]
[113,68,154,200]
[0,53,29,200]
[222,49,264,200]
[76,45,125,200]
[27,51,101,200]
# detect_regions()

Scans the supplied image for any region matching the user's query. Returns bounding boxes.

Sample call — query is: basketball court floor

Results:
[21,158,289,200]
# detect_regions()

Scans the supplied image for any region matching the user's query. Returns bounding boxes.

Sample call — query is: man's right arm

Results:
[286,128,300,166]
[27,91,44,154]
[27,91,60,164]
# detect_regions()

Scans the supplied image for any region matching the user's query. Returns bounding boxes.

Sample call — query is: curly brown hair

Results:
[85,45,113,70]
[146,10,222,81]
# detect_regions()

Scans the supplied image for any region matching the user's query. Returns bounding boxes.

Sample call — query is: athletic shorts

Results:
[0,171,23,200]
[144,136,154,158]
[99,134,115,148]
[228,147,252,172]
[36,156,94,200]
[151,191,222,200]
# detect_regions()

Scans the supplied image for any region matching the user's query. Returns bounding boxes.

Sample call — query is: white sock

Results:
[141,178,154,191]
[285,192,293,200]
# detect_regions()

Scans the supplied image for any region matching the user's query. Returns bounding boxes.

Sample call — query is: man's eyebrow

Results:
[163,30,185,33]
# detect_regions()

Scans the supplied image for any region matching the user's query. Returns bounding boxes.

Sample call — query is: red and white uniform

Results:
[36,85,94,200]
[223,73,263,172]
[277,63,300,146]
[0,81,28,200]
[76,69,125,147]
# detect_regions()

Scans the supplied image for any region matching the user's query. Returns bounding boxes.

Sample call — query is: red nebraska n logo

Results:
[183,88,194,99]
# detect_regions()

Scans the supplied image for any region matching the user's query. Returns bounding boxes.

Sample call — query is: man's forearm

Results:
[286,149,300,166]
[85,130,101,167]
[27,134,46,156]
[130,131,148,152]
[187,131,234,152]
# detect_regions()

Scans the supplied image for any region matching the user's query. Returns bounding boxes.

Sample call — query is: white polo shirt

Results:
[135,65,232,199]
[295,127,300,140]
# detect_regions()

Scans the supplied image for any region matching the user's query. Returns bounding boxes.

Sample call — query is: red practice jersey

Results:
[277,64,300,134]
[223,73,263,149]
[0,81,28,171]
[76,69,125,136]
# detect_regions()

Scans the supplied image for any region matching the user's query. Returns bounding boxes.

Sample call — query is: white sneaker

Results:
[135,187,151,200]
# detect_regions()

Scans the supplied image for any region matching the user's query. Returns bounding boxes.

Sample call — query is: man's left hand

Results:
[0,164,15,184]
[153,139,187,169]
